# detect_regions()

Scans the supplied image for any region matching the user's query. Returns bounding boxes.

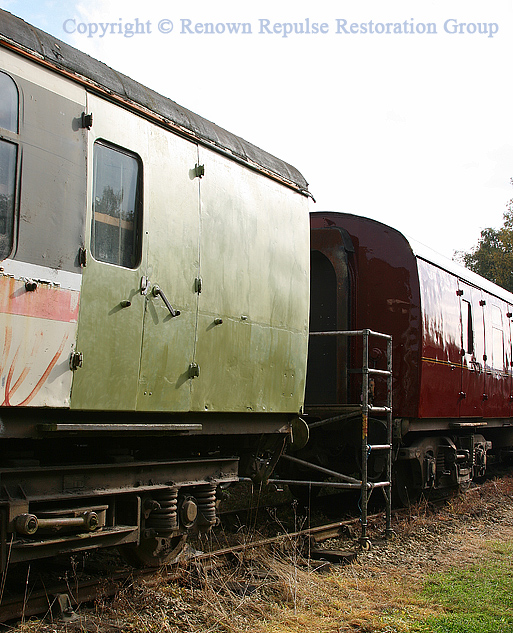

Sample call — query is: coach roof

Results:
[0,9,309,194]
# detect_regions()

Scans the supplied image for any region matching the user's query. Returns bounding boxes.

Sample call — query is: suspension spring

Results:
[146,487,178,535]
[195,484,217,528]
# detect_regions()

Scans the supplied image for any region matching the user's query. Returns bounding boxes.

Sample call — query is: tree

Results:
[457,179,513,293]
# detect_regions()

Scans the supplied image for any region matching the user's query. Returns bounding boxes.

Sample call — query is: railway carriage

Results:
[0,9,310,568]
[300,212,513,503]
[1,7,512,575]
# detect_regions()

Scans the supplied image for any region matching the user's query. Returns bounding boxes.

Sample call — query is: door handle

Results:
[152,285,180,317]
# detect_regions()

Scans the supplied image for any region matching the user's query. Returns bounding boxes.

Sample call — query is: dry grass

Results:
[6,476,513,633]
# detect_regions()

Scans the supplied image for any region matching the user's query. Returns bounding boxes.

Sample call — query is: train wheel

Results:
[120,535,186,568]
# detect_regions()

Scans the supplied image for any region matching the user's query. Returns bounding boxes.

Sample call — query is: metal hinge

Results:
[188,363,200,379]
[70,351,83,371]
[78,247,87,267]
[195,277,202,293]
[194,164,205,178]
[81,112,93,129]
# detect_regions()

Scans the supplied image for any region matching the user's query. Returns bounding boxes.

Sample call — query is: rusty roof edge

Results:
[0,10,310,196]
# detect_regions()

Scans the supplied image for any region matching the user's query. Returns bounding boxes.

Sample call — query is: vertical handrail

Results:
[385,336,393,538]
[360,329,370,545]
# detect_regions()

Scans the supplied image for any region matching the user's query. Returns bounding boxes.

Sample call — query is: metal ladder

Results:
[356,328,393,546]
[282,328,394,546]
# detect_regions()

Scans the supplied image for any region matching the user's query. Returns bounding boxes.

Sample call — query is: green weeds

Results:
[412,540,513,633]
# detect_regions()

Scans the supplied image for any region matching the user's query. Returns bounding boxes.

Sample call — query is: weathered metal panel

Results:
[70,93,147,410]
[71,93,200,411]
[0,270,78,406]
[0,50,87,273]
[135,125,200,412]
[0,50,85,408]
[1,19,312,416]
[14,81,86,272]
[192,147,310,413]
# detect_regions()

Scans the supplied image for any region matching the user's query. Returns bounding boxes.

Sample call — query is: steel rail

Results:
[0,512,385,623]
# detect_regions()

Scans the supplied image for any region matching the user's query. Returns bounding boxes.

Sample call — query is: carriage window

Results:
[92,142,142,268]
[0,72,19,260]
[461,299,474,355]
[0,141,17,260]
[491,305,504,370]
[0,71,18,133]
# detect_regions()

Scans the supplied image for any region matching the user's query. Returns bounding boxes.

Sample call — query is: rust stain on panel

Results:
[0,277,79,322]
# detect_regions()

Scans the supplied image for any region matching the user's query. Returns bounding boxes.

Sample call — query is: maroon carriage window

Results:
[461,299,474,355]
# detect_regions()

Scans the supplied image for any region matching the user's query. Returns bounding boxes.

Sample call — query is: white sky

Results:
[3,0,513,258]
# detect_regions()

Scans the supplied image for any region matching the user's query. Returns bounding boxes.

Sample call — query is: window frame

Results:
[91,140,143,270]
[461,299,474,356]
[0,71,20,261]
[491,305,504,371]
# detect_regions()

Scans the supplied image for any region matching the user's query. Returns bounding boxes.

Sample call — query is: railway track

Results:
[2,472,502,626]
[0,511,382,625]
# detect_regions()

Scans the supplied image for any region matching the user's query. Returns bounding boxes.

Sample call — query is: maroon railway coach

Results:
[303,212,513,502]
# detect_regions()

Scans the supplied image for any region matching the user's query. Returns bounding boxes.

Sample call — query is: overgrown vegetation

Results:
[7,477,513,633]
